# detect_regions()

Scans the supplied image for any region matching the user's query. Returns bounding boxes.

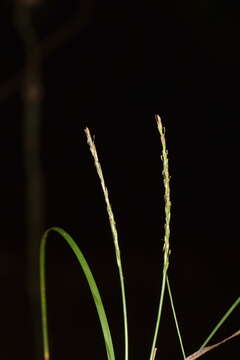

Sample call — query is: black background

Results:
[0,1,239,359]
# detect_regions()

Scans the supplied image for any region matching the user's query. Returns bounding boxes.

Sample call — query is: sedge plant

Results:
[39,115,240,360]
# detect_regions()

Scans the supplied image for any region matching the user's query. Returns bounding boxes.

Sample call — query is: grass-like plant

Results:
[39,115,240,360]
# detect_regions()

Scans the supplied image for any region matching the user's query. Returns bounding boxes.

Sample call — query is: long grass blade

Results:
[199,295,240,349]
[40,226,115,360]
[85,128,128,360]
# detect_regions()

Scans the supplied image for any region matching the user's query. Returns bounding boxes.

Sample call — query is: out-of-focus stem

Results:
[15,2,44,359]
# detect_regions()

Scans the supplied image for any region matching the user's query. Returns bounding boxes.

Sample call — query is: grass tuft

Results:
[39,115,239,360]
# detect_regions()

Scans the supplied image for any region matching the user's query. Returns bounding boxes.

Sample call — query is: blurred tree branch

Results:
[0,0,94,102]
[11,2,94,359]
[15,1,45,359]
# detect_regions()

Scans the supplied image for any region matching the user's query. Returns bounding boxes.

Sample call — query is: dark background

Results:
[0,1,239,359]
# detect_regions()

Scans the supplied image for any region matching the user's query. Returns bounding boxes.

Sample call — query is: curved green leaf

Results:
[40,226,115,360]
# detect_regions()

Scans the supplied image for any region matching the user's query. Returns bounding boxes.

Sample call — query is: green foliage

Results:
[39,116,239,360]
[40,227,115,360]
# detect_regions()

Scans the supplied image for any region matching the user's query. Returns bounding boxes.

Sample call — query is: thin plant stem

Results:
[152,347,157,360]
[167,276,186,359]
[150,270,168,360]
[85,128,128,360]
[186,329,240,360]
[149,115,171,360]
[200,296,240,349]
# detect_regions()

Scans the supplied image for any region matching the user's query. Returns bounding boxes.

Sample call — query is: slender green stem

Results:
[40,227,115,360]
[167,276,186,359]
[149,115,171,360]
[200,296,240,349]
[85,128,128,360]
[149,268,168,360]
